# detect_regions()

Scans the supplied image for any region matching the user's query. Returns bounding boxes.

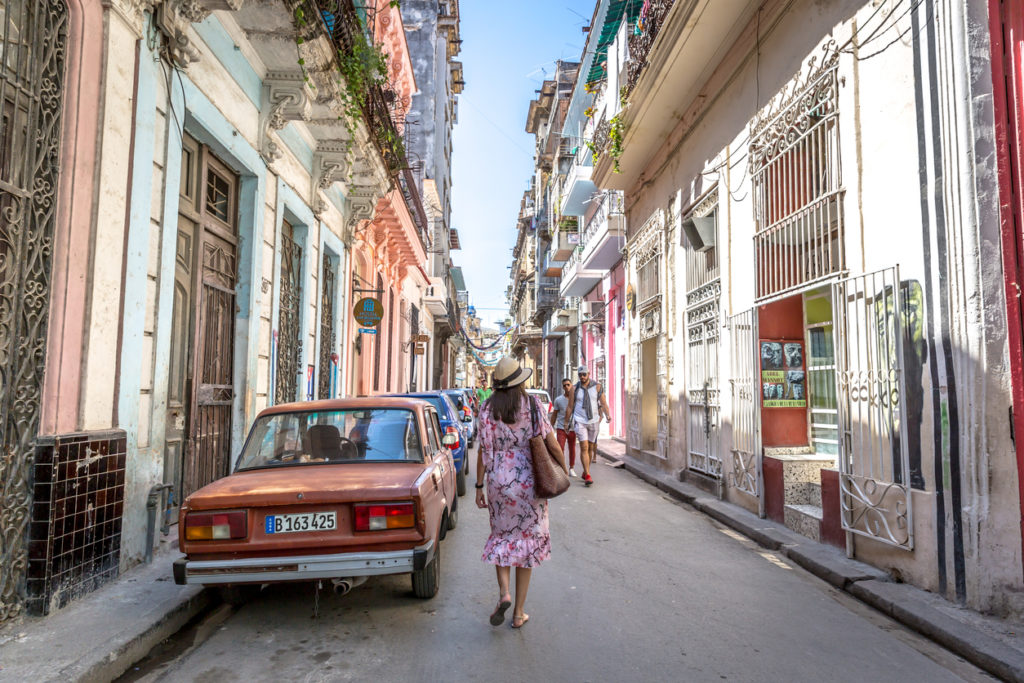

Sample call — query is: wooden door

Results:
[177,139,239,497]
[165,136,200,509]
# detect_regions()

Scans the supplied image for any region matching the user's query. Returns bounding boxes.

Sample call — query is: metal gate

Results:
[628,341,641,449]
[183,151,239,497]
[0,0,68,623]
[728,309,761,501]
[276,221,302,404]
[832,266,912,549]
[318,252,336,399]
[685,287,721,476]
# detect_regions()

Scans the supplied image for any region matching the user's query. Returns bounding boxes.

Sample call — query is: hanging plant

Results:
[583,106,595,120]
[608,113,625,173]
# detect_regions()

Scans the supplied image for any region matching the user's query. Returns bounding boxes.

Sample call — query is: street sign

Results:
[353,297,383,327]
[359,327,377,335]
[413,334,430,342]
[414,344,426,355]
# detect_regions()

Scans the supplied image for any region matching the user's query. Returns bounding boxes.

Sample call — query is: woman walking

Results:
[474,356,552,629]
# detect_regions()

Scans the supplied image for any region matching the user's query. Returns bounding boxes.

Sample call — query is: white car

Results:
[526,389,554,417]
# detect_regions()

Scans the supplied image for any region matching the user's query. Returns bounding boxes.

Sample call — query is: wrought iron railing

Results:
[625,0,677,96]
[562,244,584,281]
[312,0,407,174]
[398,168,431,251]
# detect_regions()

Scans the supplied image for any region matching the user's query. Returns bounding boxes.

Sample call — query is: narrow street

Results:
[122,450,991,683]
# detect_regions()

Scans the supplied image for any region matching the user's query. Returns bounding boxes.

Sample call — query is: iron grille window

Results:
[750,55,844,300]
[637,256,659,307]
[318,253,336,399]
[276,220,303,404]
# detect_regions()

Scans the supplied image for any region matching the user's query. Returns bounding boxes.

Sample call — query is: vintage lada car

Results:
[173,397,458,601]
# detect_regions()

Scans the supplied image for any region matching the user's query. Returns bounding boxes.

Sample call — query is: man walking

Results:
[565,365,611,487]
[550,379,577,477]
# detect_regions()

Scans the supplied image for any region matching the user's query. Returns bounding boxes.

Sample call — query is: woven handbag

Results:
[528,397,570,499]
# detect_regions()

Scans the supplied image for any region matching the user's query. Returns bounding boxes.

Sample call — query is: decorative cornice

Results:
[153,0,245,68]
[258,71,312,165]
[312,143,349,217]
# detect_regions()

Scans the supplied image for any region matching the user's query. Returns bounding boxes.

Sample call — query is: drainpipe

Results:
[146,483,174,564]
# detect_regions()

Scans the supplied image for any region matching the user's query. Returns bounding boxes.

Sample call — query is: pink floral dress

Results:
[479,395,552,568]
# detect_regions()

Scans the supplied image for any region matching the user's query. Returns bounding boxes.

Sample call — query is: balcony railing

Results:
[625,0,677,96]
[535,276,560,310]
[313,0,406,173]
[562,245,584,280]
[398,168,431,251]
[582,191,625,247]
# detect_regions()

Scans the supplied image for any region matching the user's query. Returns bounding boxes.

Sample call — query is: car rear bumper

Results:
[173,539,435,585]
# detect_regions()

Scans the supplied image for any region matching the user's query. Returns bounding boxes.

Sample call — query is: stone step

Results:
[784,503,823,542]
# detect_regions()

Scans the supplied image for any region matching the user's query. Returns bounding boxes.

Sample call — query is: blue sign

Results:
[359,328,377,335]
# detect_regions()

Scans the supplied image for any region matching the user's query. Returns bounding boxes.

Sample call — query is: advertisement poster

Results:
[760,340,806,408]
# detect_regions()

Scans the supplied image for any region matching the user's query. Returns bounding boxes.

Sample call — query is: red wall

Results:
[758,296,808,448]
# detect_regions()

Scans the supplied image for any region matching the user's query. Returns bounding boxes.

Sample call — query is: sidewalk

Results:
[595,438,1024,683]
[0,542,209,683]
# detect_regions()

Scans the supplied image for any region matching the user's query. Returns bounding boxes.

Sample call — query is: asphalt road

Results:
[121,447,995,683]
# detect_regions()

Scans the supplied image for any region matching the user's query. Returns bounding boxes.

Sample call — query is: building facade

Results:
[584,0,1022,613]
[0,0,470,622]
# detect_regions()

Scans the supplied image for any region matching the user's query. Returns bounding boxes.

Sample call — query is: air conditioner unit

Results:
[580,301,601,318]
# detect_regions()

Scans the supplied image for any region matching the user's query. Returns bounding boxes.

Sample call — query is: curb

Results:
[58,586,212,683]
[595,444,1024,683]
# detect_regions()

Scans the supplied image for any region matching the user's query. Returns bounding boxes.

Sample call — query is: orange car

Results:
[172,398,458,601]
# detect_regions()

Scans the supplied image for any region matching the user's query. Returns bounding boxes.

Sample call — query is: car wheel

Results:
[457,468,466,497]
[448,499,459,531]
[412,541,440,599]
[216,584,258,606]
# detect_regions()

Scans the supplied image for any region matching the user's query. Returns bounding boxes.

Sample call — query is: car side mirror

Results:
[442,433,458,447]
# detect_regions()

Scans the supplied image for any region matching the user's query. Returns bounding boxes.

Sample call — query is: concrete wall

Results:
[619,0,1021,612]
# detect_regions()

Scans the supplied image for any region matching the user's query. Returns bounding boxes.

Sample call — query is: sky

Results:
[450,0,597,330]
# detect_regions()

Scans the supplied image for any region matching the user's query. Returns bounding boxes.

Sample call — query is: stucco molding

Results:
[154,0,246,67]
[259,71,312,165]
[312,143,349,217]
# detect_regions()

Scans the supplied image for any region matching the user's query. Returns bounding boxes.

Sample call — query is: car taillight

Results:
[354,502,415,531]
[445,425,460,450]
[185,511,247,540]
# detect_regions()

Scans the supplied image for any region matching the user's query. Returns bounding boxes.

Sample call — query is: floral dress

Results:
[479,395,552,568]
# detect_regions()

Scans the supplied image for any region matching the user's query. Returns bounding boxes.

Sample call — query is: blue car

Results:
[442,389,476,448]
[390,391,469,497]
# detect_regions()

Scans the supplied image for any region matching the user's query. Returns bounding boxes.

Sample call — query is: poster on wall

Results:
[760,340,806,408]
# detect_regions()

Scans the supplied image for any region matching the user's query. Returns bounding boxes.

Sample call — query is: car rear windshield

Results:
[528,390,551,403]
[442,391,465,409]
[236,408,424,470]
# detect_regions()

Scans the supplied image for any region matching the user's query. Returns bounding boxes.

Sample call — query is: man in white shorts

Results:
[564,365,611,487]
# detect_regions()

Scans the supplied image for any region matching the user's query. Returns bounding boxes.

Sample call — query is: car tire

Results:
[216,584,258,606]
[412,541,440,599]
[456,468,466,497]
[448,499,459,531]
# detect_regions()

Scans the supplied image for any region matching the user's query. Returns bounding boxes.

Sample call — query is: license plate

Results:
[264,511,336,534]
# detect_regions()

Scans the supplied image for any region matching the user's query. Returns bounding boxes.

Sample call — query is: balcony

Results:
[550,308,579,333]
[423,277,449,318]
[580,191,626,271]
[559,145,595,216]
[546,221,580,274]
[559,245,603,298]
[593,0,760,189]
[535,276,560,310]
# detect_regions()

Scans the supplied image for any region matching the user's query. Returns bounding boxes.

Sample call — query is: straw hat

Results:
[492,356,532,389]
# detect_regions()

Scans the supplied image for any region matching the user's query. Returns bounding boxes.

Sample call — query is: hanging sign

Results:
[354,297,384,327]
[625,284,636,312]
[414,344,426,355]
[760,340,806,408]
[359,328,377,335]
[413,334,431,342]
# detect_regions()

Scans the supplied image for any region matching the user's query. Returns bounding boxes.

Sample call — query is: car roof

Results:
[257,397,429,419]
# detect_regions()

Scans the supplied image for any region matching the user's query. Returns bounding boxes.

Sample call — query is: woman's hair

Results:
[485,383,527,425]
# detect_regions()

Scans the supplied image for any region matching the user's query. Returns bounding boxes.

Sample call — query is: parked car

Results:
[526,389,554,417]
[392,391,469,496]
[442,388,476,448]
[173,397,457,603]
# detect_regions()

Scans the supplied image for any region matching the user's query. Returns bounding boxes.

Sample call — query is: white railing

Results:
[582,191,625,248]
[561,245,584,281]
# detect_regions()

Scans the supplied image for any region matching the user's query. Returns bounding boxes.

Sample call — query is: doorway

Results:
[640,337,658,451]
[166,135,239,499]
